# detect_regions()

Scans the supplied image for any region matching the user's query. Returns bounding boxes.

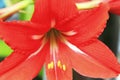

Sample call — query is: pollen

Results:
[62,64,66,71]
[48,63,51,69]
[57,60,62,69]
[48,61,54,69]
[57,60,66,71]
[51,61,54,69]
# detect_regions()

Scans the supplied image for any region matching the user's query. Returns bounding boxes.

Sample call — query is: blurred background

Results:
[0,0,120,80]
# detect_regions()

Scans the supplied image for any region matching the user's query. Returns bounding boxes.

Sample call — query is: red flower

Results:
[0,0,120,80]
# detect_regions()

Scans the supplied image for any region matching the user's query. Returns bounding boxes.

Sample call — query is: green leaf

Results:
[0,40,13,57]
[19,4,34,20]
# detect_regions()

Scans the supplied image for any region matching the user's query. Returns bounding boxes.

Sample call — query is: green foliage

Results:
[4,0,20,6]
[19,4,34,20]
[0,40,13,57]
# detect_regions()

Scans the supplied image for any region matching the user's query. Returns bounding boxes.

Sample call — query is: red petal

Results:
[0,21,48,75]
[45,42,72,80]
[74,0,89,2]
[0,43,49,80]
[0,39,45,76]
[67,40,120,78]
[80,40,120,73]
[109,0,120,15]
[0,21,48,50]
[31,0,51,26]
[64,4,109,45]
[51,0,78,22]
[31,0,79,27]
[0,49,35,75]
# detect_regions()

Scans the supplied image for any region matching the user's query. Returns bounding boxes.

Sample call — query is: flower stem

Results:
[0,0,33,20]
[76,0,102,10]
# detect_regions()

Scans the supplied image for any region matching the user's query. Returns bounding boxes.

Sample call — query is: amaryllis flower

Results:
[0,0,120,80]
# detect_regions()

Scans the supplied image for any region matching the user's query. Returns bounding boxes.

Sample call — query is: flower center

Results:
[46,28,61,39]
[45,28,68,72]
[45,28,61,54]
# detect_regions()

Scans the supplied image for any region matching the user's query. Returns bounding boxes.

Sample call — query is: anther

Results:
[57,60,67,71]
[57,60,62,69]
[62,64,66,71]
[50,61,54,69]
[48,63,51,69]
[47,61,54,69]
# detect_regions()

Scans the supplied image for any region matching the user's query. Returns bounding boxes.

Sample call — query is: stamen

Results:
[62,64,66,71]
[48,61,54,69]
[48,63,51,69]
[50,29,59,55]
[45,29,68,72]
[50,61,54,69]
[76,0,102,10]
[57,60,67,71]
[57,60,62,69]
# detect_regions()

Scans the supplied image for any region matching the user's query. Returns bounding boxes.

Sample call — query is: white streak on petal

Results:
[27,38,46,59]
[65,41,87,55]
[27,44,44,59]
[51,19,56,28]
[62,30,77,36]
[32,35,43,40]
